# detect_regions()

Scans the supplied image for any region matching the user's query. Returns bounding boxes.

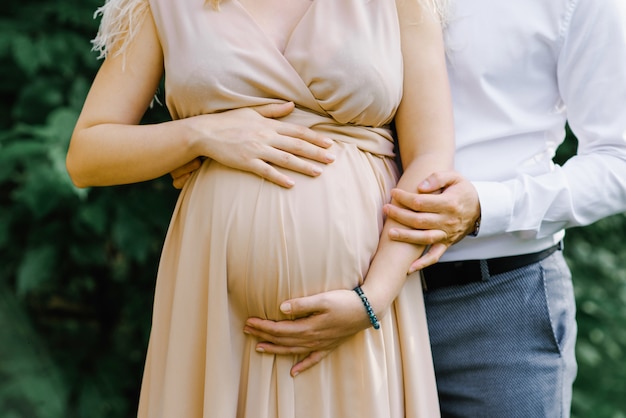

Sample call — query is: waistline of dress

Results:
[282,108,396,158]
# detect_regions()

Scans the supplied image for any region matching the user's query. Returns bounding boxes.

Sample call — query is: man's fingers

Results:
[409,243,447,273]
[170,158,203,189]
[390,188,443,212]
[384,202,447,232]
[384,202,423,229]
[417,170,459,193]
[172,173,190,190]
[170,157,202,179]
[388,225,447,246]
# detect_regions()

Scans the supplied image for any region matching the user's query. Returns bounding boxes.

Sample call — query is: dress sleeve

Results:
[474,0,626,239]
[91,0,150,60]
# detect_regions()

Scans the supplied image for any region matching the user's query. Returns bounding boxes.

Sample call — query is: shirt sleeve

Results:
[474,0,626,239]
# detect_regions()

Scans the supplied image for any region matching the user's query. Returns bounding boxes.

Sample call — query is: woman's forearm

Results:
[360,153,452,316]
[67,119,200,188]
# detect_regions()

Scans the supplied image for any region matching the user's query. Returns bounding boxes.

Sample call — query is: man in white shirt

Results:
[175,0,626,415]
[383,1,626,414]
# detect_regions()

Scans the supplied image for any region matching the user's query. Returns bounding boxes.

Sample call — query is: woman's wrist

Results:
[353,286,380,329]
[180,116,209,159]
[358,280,395,324]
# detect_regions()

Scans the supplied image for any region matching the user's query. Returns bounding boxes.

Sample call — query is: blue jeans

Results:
[424,250,577,418]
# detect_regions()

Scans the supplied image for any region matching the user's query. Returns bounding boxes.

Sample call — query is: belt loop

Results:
[479,259,490,281]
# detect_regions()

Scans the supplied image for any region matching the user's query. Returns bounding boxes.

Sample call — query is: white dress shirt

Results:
[441,0,626,261]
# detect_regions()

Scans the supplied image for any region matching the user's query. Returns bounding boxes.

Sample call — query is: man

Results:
[175,0,626,415]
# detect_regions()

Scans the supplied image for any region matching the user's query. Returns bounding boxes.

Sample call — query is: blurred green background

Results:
[0,1,625,417]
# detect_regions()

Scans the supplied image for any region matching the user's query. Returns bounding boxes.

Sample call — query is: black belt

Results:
[422,243,561,292]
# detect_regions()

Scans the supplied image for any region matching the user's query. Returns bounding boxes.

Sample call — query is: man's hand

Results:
[170,102,336,189]
[170,157,203,189]
[384,170,481,272]
[243,289,370,377]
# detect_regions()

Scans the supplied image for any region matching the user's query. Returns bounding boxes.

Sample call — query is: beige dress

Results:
[114,0,440,416]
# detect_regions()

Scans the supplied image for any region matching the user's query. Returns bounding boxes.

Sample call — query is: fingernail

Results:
[323,137,333,146]
[389,229,399,238]
[286,179,295,187]
[408,266,417,274]
[256,346,265,353]
[280,302,291,313]
[326,153,336,162]
[292,371,299,377]
[312,166,323,175]
[420,180,430,189]
[243,327,250,334]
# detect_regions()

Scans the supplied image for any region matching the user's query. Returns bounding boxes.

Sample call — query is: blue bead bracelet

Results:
[353,286,380,330]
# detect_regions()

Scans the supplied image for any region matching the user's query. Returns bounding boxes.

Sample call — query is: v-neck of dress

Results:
[231,0,316,55]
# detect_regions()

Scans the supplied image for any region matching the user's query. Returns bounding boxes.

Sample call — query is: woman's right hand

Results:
[172,101,336,189]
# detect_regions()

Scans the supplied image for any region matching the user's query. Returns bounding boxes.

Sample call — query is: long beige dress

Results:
[104,0,441,416]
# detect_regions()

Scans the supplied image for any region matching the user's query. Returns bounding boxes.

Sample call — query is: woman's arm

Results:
[67,8,335,188]
[244,0,455,375]
[359,0,455,313]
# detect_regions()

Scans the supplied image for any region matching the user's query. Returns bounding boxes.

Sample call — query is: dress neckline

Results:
[231,0,317,54]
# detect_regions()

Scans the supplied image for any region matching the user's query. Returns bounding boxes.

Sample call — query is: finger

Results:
[384,202,422,229]
[253,342,312,356]
[417,170,459,193]
[389,188,425,212]
[170,158,203,179]
[245,327,320,349]
[252,101,296,119]
[254,101,334,154]
[408,243,448,273]
[245,316,313,340]
[277,133,336,162]
[390,190,450,216]
[172,173,190,189]
[246,159,296,188]
[262,148,326,178]
[385,201,448,231]
[278,293,329,317]
[277,124,334,149]
[388,225,447,246]
[291,350,333,377]
[244,324,304,346]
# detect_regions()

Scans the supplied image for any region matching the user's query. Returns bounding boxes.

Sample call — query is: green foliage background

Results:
[0,1,624,417]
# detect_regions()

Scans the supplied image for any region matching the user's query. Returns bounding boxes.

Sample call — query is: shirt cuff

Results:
[471,181,514,238]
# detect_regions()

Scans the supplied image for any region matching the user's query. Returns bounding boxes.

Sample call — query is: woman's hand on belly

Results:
[243,288,370,377]
[172,102,336,189]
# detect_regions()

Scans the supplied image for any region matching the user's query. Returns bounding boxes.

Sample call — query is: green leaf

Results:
[76,203,108,235]
[11,35,40,76]
[16,246,57,298]
[0,141,46,182]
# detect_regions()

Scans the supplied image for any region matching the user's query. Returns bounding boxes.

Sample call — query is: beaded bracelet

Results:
[353,286,380,330]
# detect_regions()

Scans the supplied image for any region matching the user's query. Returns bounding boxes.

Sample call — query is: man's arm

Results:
[386,0,626,270]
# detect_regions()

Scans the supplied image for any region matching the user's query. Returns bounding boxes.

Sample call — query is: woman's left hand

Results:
[243,289,370,376]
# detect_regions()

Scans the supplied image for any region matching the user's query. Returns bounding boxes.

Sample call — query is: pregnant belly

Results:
[181,142,396,319]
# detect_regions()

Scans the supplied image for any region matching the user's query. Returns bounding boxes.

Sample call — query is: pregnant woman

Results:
[66,0,454,416]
